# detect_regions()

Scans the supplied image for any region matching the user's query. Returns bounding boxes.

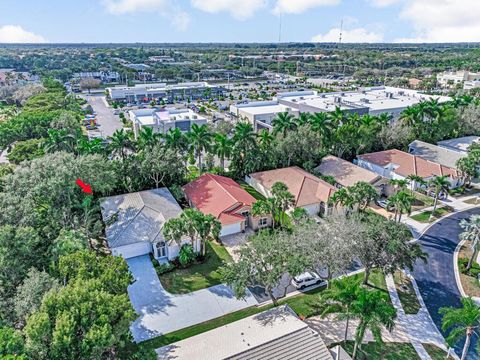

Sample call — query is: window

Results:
[259,218,268,227]
[241,211,250,217]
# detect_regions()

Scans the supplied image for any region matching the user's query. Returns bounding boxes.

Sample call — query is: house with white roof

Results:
[100,188,196,260]
[437,136,480,154]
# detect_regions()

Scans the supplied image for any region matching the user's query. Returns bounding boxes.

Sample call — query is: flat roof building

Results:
[230,87,451,131]
[437,70,480,89]
[107,81,224,103]
[128,108,207,138]
[437,136,480,154]
[408,140,465,169]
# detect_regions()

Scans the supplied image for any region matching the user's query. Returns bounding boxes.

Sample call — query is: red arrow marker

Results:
[76,178,93,194]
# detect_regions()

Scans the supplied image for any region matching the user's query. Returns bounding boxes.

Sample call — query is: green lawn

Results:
[411,191,435,210]
[393,271,421,314]
[410,206,453,223]
[159,241,233,294]
[238,181,266,200]
[423,343,451,360]
[334,341,420,360]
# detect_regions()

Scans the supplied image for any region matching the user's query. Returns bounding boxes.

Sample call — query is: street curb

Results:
[453,239,480,305]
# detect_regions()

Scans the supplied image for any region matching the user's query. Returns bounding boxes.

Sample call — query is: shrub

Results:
[178,244,196,268]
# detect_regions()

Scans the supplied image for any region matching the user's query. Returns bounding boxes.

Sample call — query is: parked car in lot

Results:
[291,272,325,290]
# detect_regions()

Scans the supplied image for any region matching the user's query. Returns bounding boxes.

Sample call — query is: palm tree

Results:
[309,112,333,146]
[349,287,397,360]
[400,106,422,128]
[389,179,409,194]
[331,188,354,213]
[428,175,450,216]
[406,174,426,195]
[350,288,397,359]
[232,122,256,146]
[387,190,414,222]
[320,277,361,342]
[42,129,76,153]
[252,198,276,228]
[352,182,379,210]
[137,127,161,150]
[329,106,345,125]
[460,215,480,271]
[77,137,105,155]
[164,127,188,153]
[440,297,480,360]
[295,112,310,127]
[257,129,274,149]
[187,124,212,170]
[272,111,296,137]
[109,129,132,160]
[213,133,233,171]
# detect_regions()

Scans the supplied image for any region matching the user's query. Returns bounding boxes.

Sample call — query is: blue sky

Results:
[0,0,479,44]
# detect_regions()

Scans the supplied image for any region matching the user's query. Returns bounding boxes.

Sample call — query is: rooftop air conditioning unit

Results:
[334,96,341,103]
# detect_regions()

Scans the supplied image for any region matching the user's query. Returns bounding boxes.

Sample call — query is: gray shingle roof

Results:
[156,306,333,360]
[100,188,181,248]
[409,140,465,169]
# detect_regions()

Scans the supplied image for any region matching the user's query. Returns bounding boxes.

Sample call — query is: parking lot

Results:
[82,94,123,137]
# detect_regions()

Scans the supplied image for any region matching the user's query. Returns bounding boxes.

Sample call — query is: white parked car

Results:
[291,272,325,290]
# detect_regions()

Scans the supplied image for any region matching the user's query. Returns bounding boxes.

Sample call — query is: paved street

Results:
[82,94,123,137]
[126,255,258,343]
[413,207,480,360]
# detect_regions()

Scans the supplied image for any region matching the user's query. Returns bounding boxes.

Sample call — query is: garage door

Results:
[112,242,151,259]
[220,222,242,237]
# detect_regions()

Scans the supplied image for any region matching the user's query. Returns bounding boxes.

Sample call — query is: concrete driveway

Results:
[126,255,258,342]
[413,207,480,360]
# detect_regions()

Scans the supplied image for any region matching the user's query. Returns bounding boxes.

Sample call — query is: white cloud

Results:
[190,0,267,20]
[367,0,400,7]
[0,25,46,43]
[311,27,384,43]
[367,0,480,42]
[273,0,340,14]
[102,0,190,30]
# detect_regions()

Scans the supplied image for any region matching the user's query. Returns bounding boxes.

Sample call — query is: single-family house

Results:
[246,166,337,216]
[183,173,272,237]
[437,136,480,154]
[100,188,195,260]
[156,305,335,360]
[315,155,389,195]
[356,149,463,190]
[408,140,465,169]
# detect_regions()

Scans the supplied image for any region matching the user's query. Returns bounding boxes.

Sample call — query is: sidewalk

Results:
[385,273,456,359]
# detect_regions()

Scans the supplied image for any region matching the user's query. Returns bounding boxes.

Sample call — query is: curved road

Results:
[413,207,480,360]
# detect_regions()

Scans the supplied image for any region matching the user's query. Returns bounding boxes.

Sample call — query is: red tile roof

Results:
[249,166,337,206]
[358,149,459,178]
[183,174,256,225]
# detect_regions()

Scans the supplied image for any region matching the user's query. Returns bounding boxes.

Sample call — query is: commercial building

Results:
[73,71,119,83]
[107,81,224,104]
[128,108,207,138]
[230,101,299,131]
[437,70,480,89]
[231,87,450,130]
[156,305,335,360]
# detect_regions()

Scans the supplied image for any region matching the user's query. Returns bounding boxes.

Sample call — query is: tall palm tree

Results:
[460,215,480,271]
[440,297,480,360]
[164,127,188,153]
[406,174,426,195]
[257,129,274,149]
[252,198,276,229]
[187,124,212,170]
[428,175,450,215]
[232,122,256,146]
[109,129,133,160]
[387,190,414,222]
[213,133,233,171]
[389,179,409,194]
[352,182,379,210]
[320,277,361,341]
[350,288,397,359]
[400,106,422,128]
[330,188,354,213]
[42,129,76,153]
[272,111,296,137]
[295,112,310,127]
[309,112,333,146]
[329,106,345,125]
[137,127,161,150]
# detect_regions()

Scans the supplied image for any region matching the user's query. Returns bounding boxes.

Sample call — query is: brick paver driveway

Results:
[126,255,258,342]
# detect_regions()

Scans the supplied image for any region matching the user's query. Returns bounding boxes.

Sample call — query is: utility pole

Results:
[277,10,282,82]
[338,19,343,45]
